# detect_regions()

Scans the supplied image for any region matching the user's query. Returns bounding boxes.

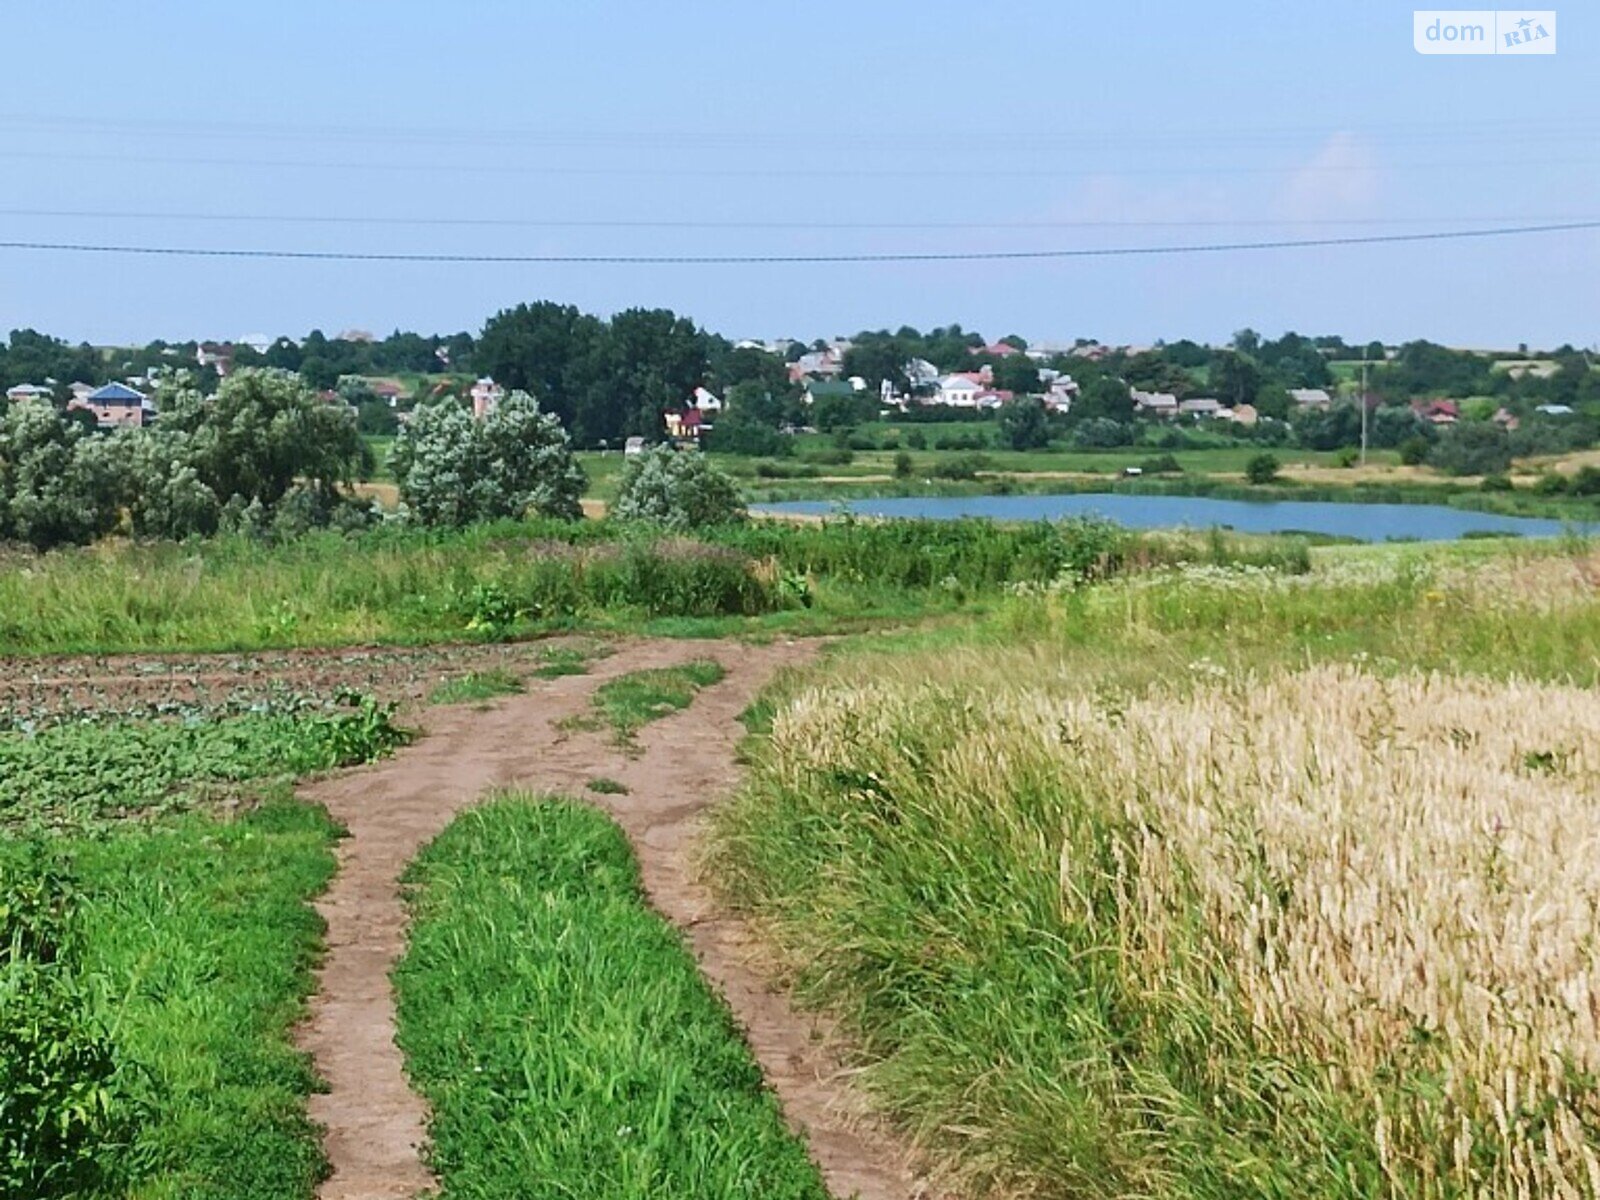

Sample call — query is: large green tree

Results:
[475,302,606,431]
[157,368,367,512]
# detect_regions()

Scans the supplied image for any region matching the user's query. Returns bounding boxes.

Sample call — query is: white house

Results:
[1179,397,1223,418]
[935,375,982,408]
[691,386,723,413]
[905,358,940,388]
[1046,374,1079,412]
[5,383,51,403]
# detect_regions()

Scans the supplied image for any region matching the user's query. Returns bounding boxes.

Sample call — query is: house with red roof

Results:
[1415,399,1461,425]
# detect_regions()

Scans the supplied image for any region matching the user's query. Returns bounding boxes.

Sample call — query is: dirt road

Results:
[296,637,934,1200]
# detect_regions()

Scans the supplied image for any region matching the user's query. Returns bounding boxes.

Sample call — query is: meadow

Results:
[0,516,1309,656]
[709,540,1600,1199]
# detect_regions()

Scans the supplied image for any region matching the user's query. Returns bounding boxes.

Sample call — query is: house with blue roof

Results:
[70,382,155,429]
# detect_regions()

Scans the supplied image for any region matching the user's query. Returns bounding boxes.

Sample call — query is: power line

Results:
[1,221,1597,265]
[3,207,1597,231]
[2,111,1592,151]
[1,147,1594,179]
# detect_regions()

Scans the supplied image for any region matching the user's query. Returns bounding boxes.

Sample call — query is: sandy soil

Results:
[296,637,936,1200]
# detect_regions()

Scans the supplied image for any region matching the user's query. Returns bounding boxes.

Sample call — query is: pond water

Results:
[754,493,1586,542]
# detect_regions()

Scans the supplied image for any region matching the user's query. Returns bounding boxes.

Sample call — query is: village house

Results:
[5,383,51,403]
[196,342,234,376]
[70,382,154,429]
[1178,397,1223,418]
[691,386,723,414]
[470,377,504,419]
[1131,388,1179,417]
[664,408,704,440]
[972,341,1021,359]
[792,349,843,380]
[935,375,982,408]
[1414,399,1460,425]
[1288,388,1333,410]
[904,358,940,390]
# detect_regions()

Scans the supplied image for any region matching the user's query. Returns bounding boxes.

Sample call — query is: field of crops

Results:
[710,543,1600,1199]
[0,661,410,1197]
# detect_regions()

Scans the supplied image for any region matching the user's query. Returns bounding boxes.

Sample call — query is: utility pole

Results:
[1359,347,1370,468]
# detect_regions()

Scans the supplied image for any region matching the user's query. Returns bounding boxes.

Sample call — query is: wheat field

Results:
[717,587,1600,1197]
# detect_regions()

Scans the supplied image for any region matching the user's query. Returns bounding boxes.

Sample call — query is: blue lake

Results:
[754,493,1587,542]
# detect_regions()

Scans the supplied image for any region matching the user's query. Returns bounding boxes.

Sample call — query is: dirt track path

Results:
[297,637,935,1200]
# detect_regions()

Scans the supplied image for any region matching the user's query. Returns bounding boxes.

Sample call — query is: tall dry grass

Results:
[715,642,1600,1197]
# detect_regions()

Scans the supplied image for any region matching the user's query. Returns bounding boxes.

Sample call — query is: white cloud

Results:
[1274,131,1382,222]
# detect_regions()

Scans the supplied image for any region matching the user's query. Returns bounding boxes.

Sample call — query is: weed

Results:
[428,668,523,706]
[575,660,726,746]
[586,777,630,795]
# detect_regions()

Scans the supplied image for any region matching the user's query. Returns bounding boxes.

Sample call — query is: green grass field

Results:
[393,795,829,1199]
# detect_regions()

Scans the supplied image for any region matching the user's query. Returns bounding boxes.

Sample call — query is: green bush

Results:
[1570,466,1600,497]
[1139,453,1183,475]
[1245,453,1281,484]
[1428,423,1513,477]
[931,452,991,480]
[392,390,585,526]
[1398,435,1430,466]
[612,446,746,529]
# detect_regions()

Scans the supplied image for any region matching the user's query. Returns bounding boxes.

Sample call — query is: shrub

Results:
[931,453,991,481]
[798,447,853,467]
[1139,453,1183,475]
[0,402,123,550]
[1428,423,1513,477]
[612,446,745,529]
[1245,452,1281,484]
[1071,417,1135,449]
[1569,465,1600,497]
[707,410,790,457]
[1398,435,1430,466]
[893,450,914,478]
[998,396,1051,450]
[1532,472,1570,495]
[1479,472,1514,492]
[391,390,585,527]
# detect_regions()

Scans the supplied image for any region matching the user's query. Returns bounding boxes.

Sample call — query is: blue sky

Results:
[1,1,1593,349]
